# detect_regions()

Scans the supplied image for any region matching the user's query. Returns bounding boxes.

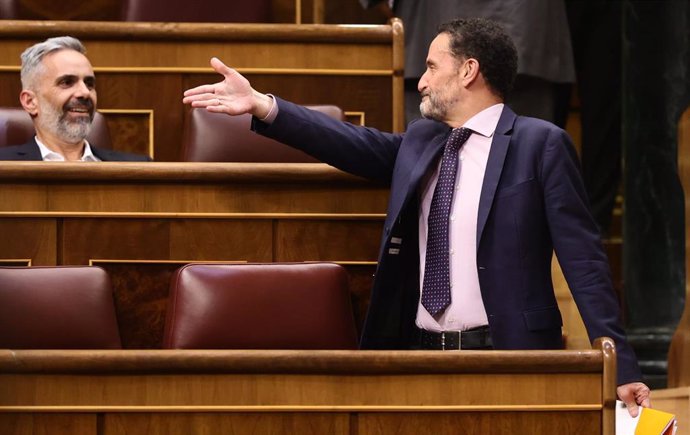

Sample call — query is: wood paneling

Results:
[667,106,690,388]
[0,341,618,435]
[359,412,599,435]
[61,219,274,264]
[100,110,153,158]
[95,73,182,161]
[0,414,96,435]
[0,218,56,265]
[275,220,381,262]
[103,413,350,435]
[16,0,120,20]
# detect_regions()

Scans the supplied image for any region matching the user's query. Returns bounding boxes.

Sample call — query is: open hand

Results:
[182,57,272,118]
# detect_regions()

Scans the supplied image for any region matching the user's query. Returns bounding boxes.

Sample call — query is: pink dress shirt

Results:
[416,104,504,332]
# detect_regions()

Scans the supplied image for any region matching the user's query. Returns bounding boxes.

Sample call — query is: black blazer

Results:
[0,138,151,161]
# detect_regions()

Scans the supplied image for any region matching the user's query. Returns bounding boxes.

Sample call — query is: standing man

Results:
[183,18,650,415]
[0,36,149,161]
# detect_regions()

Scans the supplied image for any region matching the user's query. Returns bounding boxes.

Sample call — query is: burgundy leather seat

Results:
[181,106,345,162]
[0,0,17,19]
[163,263,359,349]
[122,0,270,22]
[0,266,122,349]
[0,107,113,149]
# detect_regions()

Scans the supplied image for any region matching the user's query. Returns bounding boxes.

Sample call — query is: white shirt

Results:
[35,136,100,162]
[416,104,504,332]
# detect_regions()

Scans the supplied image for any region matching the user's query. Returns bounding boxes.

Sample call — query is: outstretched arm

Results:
[182,57,273,118]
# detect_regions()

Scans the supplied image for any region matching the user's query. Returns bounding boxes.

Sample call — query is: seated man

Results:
[0,36,149,161]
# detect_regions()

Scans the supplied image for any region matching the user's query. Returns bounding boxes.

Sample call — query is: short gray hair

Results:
[20,36,86,89]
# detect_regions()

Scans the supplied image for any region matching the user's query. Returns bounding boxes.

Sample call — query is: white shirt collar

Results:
[35,136,101,162]
[462,103,504,138]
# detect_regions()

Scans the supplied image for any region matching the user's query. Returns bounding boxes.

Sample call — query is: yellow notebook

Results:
[615,400,677,435]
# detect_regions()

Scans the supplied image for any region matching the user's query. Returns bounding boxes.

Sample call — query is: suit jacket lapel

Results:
[16,139,44,160]
[91,146,110,161]
[388,126,450,226]
[476,106,516,248]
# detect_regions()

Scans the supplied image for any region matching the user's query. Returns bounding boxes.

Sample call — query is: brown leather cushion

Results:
[0,0,17,19]
[0,266,122,349]
[181,105,345,162]
[0,107,113,149]
[122,0,270,22]
[163,263,359,349]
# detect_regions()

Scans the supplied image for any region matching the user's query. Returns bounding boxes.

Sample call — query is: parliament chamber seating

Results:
[0,107,113,149]
[163,262,359,349]
[181,106,344,162]
[0,266,122,349]
[121,0,271,22]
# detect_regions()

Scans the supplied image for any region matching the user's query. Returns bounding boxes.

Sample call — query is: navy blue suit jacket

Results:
[0,138,151,161]
[255,97,641,385]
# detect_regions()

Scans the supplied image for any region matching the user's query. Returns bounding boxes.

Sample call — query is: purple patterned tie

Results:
[421,127,473,317]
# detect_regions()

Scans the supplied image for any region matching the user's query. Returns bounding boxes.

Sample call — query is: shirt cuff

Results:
[259,94,279,124]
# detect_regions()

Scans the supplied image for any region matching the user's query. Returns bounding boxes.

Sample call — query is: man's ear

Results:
[19,90,38,116]
[460,58,481,87]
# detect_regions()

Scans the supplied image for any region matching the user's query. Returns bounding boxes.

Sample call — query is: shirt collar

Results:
[35,136,101,162]
[461,103,504,138]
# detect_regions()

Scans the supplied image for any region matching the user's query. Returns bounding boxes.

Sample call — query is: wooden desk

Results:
[0,19,404,160]
[0,338,617,435]
[0,162,388,347]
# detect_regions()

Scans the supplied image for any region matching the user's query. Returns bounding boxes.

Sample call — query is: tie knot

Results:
[447,127,472,151]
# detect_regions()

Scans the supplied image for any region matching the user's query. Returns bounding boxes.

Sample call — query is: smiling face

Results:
[417,33,464,123]
[21,49,97,144]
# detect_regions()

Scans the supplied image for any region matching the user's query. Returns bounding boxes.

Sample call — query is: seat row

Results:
[0,106,345,162]
[1,0,272,23]
[0,262,359,350]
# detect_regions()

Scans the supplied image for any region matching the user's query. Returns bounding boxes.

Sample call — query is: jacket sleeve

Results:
[252,96,402,182]
[540,126,642,385]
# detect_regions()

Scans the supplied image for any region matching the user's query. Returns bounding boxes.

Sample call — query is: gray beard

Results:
[39,103,93,143]
[419,94,450,122]
[56,116,92,143]
[420,102,445,122]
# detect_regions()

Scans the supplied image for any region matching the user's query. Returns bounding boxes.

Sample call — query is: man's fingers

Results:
[182,58,253,114]
[182,92,215,105]
[640,397,651,408]
[210,57,236,78]
[625,401,640,418]
[617,382,651,418]
[190,97,222,108]
[183,84,217,98]
[619,388,640,417]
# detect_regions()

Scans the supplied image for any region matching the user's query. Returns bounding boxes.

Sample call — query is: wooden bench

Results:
[0,338,618,435]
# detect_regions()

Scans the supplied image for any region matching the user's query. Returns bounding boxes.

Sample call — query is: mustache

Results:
[63,98,95,113]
